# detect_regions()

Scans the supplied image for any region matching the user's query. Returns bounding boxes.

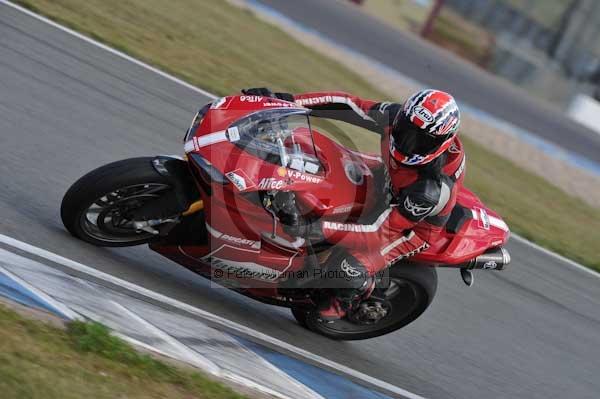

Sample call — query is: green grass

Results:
[15,0,384,98]
[14,0,600,271]
[0,304,245,399]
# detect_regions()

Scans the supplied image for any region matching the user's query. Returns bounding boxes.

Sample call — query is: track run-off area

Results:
[0,2,599,398]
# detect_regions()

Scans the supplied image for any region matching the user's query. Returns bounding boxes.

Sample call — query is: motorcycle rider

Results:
[242,88,465,319]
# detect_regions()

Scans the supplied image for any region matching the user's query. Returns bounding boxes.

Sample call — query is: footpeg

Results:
[133,218,178,235]
[133,221,159,235]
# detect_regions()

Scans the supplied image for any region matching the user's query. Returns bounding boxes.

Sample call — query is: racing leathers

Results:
[292,91,467,283]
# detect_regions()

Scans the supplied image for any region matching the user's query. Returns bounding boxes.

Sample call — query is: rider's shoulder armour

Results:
[369,102,403,126]
[395,174,454,223]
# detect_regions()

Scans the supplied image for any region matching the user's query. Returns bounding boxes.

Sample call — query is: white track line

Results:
[0,233,424,399]
[112,333,300,399]
[2,0,597,281]
[112,301,222,376]
[0,264,83,320]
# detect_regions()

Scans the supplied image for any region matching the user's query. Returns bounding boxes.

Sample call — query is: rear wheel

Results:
[291,264,437,340]
[61,157,178,247]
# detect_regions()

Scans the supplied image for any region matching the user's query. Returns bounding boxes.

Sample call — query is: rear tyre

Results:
[291,264,437,340]
[61,157,176,247]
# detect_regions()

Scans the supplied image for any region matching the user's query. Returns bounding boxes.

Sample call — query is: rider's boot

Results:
[318,275,375,321]
[318,297,348,320]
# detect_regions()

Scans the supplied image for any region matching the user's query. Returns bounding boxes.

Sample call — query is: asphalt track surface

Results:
[255,0,600,165]
[1,4,600,399]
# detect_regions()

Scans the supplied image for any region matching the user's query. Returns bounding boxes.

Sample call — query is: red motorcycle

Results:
[61,95,510,340]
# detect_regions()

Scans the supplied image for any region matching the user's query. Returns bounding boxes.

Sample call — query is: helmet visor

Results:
[391,115,447,156]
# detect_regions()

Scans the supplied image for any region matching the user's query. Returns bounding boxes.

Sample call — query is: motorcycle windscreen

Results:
[228,109,324,176]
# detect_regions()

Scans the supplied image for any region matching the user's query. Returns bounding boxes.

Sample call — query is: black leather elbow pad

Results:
[397,179,445,222]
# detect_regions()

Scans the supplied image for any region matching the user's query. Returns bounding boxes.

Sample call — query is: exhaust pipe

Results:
[458,247,511,286]
[461,247,511,271]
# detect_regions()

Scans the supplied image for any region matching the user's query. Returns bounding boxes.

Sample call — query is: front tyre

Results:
[291,264,437,340]
[61,157,176,247]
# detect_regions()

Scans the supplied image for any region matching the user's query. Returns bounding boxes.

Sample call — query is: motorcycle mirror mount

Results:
[262,195,279,239]
[460,268,474,287]
[269,212,278,239]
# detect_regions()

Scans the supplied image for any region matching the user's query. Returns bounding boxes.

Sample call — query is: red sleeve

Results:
[321,206,416,250]
[293,91,378,122]
[321,207,430,274]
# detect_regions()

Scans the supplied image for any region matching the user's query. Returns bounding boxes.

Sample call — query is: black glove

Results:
[241,88,295,102]
[274,92,295,102]
[241,87,275,97]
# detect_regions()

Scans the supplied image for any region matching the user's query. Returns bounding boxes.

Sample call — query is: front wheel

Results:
[291,264,437,340]
[61,157,178,247]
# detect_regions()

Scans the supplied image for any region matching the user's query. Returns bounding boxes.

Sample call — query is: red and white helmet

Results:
[390,89,460,166]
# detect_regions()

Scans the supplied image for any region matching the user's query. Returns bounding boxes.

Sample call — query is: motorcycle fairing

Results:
[151,96,510,288]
